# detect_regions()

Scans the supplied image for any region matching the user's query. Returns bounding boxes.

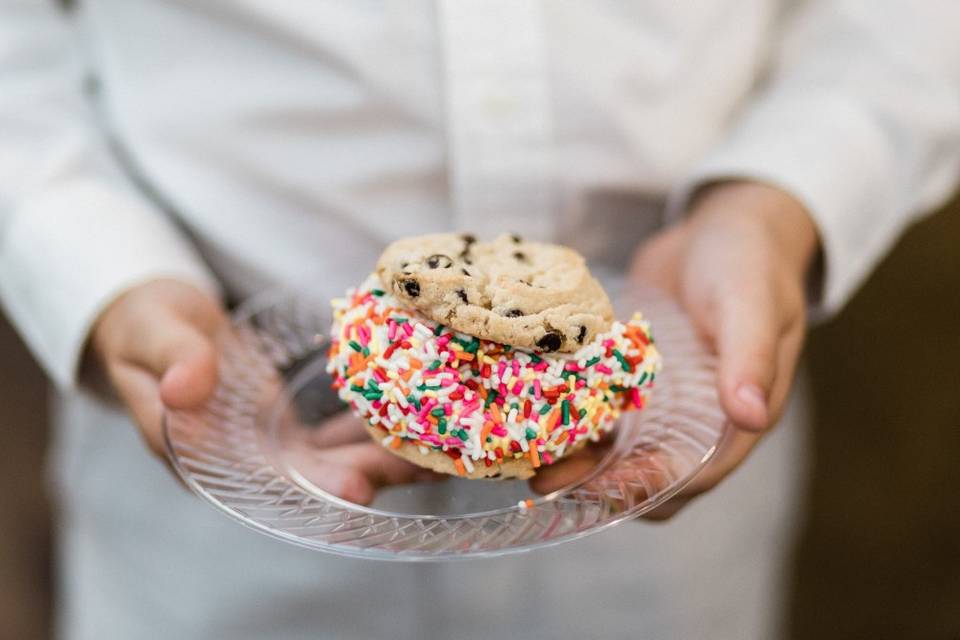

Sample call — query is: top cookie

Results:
[375,233,613,353]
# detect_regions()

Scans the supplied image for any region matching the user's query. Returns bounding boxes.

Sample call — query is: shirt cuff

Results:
[0,179,220,389]
[666,90,904,316]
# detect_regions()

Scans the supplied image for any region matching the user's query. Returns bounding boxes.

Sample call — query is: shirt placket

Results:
[437,0,557,241]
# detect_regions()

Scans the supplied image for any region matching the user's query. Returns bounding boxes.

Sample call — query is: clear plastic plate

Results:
[164,287,726,560]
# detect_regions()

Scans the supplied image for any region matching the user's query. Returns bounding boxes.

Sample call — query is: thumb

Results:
[714,289,778,432]
[156,323,219,410]
[126,312,219,410]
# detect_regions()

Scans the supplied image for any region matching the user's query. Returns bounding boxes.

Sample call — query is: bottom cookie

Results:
[365,423,589,480]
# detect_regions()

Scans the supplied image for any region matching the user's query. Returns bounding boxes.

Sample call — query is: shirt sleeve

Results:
[668,0,960,314]
[0,1,220,389]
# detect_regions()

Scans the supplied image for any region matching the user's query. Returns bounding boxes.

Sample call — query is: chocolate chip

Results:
[504,309,524,317]
[520,280,532,286]
[462,233,476,246]
[513,251,527,262]
[536,331,563,352]
[576,325,587,344]
[456,289,468,303]
[461,268,471,276]
[401,279,420,297]
[426,254,453,269]
[510,233,523,243]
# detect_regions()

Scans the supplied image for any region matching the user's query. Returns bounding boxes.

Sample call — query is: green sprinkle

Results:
[561,400,571,425]
[431,407,445,418]
[466,339,480,353]
[350,384,365,393]
[433,324,445,336]
[484,390,499,407]
[610,385,627,392]
[394,318,408,324]
[579,408,587,419]
[530,354,542,363]
[363,391,382,400]
[361,347,370,357]
[503,344,512,351]
[371,289,385,297]
[638,372,648,385]
[525,427,537,440]
[613,349,633,372]
[486,436,493,443]
[457,429,469,442]
[585,356,601,367]
[408,395,420,410]
[539,404,552,415]
[348,340,362,352]
[429,360,442,370]
[438,422,447,435]
[511,403,520,414]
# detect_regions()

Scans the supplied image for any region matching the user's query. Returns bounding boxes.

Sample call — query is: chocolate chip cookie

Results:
[375,233,613,352]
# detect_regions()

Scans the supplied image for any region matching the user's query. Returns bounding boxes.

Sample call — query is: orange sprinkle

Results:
[490,403,503,424]
[399,369,413,381]
[546,408,562,432]
[529,445,541,468]
[477,385,489,400]
[592,410,604,426]
[453,458,466,476]
[481,421,494,442]
[426,414,439,425]
[407,357,423,369]
[389,437,403,449]
[457,352,475,362]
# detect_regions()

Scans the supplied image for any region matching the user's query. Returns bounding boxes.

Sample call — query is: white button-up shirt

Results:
[2,0,959,388]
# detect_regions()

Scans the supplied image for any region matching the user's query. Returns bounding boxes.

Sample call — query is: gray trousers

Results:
[51,375,808,640]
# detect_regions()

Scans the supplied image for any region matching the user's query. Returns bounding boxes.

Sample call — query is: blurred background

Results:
[2,195,958,639]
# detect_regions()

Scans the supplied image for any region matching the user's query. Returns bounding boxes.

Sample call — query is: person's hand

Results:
[89,279,226,456]
[88,278,438,502]
[533,181,820,518]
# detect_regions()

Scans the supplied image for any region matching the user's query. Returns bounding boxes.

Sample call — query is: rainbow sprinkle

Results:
[327,275,661,475]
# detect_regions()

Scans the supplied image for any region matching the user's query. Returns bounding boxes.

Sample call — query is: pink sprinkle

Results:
[461,401,480,417]
[533,361,549,372]
[603,339,615,348]
[444,403,453,416]
[511,380,524,395]
[595,364,613,375]
[437,335,451,348]
[401,322,414,337]
[576,379,586,389]
[497,361,507,381]
[632,387,642,406]
[498,383,508,396]
[533,380,542,400]
[357,325,370,346]
[542,452,554,465]
[444,437,462,447]
[492,426,508,437]
[387,320,397,342]
[440,376,458,387]
[372,369,387,383]
[511,360,520,377]
[371,400,382,409]
[564,362,581,372]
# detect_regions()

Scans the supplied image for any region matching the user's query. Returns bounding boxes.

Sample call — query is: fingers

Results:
[297,442,442,505]
[106,361,166,455]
